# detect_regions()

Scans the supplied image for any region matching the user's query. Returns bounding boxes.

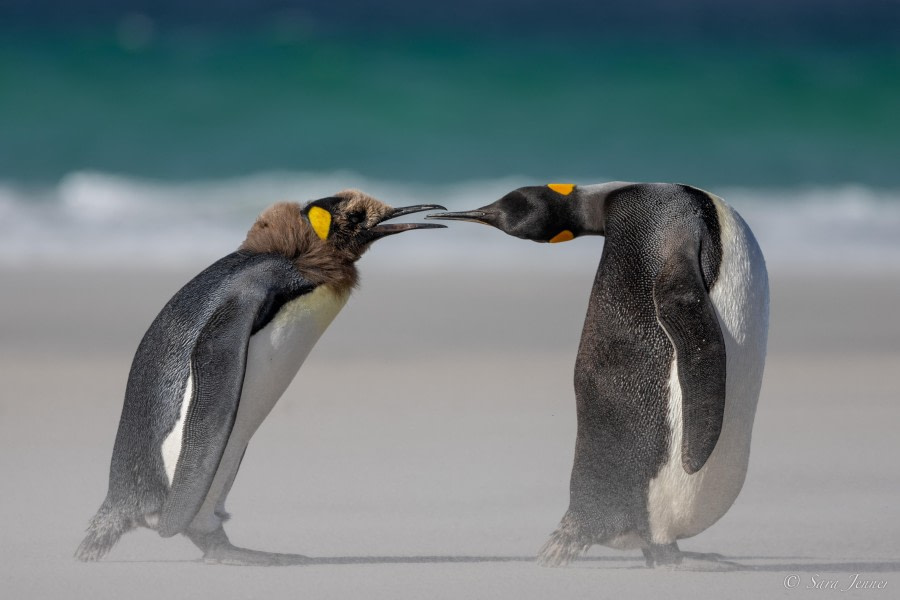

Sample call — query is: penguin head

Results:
[425,184,586,243]
[301,189,446,259]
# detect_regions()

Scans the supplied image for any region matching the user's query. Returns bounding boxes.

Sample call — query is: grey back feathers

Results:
[76,192,446,563]
[424,181,765,566]
[76,252,315,559]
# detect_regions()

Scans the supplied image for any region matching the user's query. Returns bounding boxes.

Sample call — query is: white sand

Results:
[1,262,898,598]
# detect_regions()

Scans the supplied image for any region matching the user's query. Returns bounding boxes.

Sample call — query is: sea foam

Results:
[1,171,898,272]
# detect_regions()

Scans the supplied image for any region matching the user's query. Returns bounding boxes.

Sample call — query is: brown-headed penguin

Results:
[428,182,768,569]
[76,190,444,565]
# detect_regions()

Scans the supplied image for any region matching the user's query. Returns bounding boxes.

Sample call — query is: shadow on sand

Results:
[109,554,900,572]
[313,556,900,573]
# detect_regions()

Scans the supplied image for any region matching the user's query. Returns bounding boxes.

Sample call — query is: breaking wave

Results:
[2,171,899,272]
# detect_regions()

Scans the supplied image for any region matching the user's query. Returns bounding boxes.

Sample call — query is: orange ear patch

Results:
[547,183,575,195]
[549,230,575,243]
[308,206,332,240]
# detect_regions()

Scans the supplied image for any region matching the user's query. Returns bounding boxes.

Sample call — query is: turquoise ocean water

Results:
[1,20,898,268]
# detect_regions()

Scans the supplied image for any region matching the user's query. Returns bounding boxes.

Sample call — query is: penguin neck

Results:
[568,190,607,237]
[571,181,635,237]
[292,247,359,294]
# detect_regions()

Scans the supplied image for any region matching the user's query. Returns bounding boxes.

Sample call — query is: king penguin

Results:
[76,189,445,565]
[428,182,769,569]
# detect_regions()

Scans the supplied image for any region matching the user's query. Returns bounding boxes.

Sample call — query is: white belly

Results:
[646,195,769,544]
[183,285,349,532]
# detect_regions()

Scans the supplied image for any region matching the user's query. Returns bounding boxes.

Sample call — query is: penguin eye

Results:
[347,211,365,226]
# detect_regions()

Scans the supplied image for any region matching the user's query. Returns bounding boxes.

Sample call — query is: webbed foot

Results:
[643,543,742,570]
[186,526,310,566]
[202,544,310,566]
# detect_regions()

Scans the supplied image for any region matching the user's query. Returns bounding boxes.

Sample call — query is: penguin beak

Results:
[424,209,493,226]
[367,204,448,241]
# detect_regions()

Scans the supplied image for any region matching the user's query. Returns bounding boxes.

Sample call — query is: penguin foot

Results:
[668,557,742,572]
[675,551,742,571]
[202,544,311,566]
[186,526,309,566]
[681,551,727,561]
[643,544,741,571]
[642,542,682,568]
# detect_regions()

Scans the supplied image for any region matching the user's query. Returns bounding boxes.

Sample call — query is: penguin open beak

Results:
[368,204,448,240]
[424,209,492,225]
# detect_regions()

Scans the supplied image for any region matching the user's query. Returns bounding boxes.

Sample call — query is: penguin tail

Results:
[537,511,592,567]
[74,499,133,562]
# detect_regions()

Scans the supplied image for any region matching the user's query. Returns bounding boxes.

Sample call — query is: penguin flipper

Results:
[653,244,727,474]
[158,295,258,537]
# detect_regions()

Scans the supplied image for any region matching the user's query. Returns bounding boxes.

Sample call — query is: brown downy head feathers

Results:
[323,189,395,256]
[239,200,359,292]
[239,189,419,292]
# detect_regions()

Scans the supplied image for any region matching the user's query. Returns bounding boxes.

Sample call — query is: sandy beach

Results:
[3,1,898,595]
[1,259,898,598]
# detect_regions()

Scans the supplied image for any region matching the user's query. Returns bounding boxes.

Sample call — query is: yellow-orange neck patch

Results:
[308,206,332,240]
[549,230,575,243]
[547,183,575,196]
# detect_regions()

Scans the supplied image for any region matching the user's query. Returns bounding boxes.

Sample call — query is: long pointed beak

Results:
[385,204,447,220]
[424,210,491,225]
[369,204,448,239]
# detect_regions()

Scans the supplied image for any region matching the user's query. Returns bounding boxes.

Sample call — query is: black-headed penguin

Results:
[429,182,768,569]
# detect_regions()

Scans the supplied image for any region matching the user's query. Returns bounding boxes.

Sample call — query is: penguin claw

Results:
[662,557,743,572]
[644,547,742,571]
[202,544,311,566]
[680,551,728,561]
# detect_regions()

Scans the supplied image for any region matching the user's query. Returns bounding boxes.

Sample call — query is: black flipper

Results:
[158,296,258,537]
[653,242,727,474]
